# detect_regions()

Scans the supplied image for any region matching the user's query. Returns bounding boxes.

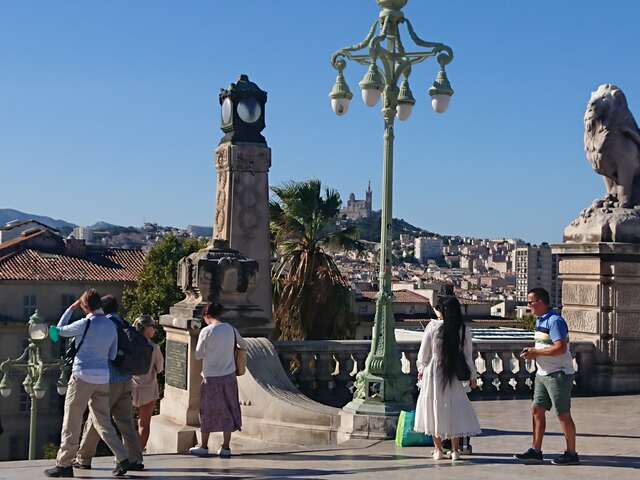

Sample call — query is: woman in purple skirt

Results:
[189,303,247,458]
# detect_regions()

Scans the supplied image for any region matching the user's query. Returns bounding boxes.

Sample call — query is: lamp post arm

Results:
[404,18,454,65]
[331,20,380,70]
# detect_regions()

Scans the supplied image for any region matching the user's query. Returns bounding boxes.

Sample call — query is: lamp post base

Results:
[338,401,403,441]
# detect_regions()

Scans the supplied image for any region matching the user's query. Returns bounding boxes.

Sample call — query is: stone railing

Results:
[274,339,597,408]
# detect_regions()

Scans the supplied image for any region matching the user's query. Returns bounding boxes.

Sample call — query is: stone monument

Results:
[215,74,273,331]
[147,75,274,453]
[553,84,640,393]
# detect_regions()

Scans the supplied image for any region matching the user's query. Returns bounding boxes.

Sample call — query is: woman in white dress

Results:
[414,295,481,461]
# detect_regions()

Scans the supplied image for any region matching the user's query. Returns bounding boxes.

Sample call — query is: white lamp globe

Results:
[57,384,68,396]
[34,387,46,400]
[0,387,11,398]
[396,103,413,121]
[331,97,351,116]
[431,94,451,114]
[362,88,381,107]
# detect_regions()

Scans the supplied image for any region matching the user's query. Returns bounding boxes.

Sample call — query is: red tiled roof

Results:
[359,289,431,304]
[0,248,145,282]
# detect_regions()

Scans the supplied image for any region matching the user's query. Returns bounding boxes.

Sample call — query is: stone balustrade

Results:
[275,339,597,408]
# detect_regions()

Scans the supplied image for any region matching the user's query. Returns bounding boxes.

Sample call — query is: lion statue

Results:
[584,84,640,208]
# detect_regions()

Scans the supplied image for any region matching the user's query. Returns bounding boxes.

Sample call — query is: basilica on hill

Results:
[340,182,373,221]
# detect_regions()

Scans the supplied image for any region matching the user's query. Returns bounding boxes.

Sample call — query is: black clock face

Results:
[221,97,233,125]
[237,97,262,124]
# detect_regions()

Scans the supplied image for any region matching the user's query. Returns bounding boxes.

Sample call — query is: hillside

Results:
[351,211,438,242]
[0,208,76,233]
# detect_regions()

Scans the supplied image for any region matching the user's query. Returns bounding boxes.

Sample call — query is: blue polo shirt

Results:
[534,310,575,376]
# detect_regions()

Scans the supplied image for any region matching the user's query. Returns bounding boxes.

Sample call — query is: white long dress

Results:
[413,320,482,439]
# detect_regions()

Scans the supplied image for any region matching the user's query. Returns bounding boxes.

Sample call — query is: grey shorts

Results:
[533,371,574,415]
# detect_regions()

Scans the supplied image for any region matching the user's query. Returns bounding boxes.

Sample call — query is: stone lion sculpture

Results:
[584,84,640,208]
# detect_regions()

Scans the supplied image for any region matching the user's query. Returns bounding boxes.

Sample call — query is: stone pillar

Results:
[552,243,640,393]
[214,142,273,332]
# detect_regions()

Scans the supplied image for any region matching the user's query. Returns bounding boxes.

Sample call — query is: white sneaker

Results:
[432,449,445,460]
[217,447,231,458]
[451,450,462,462]
[188,446,209,456]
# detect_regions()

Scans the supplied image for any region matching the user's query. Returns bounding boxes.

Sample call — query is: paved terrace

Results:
[1,395,638,480]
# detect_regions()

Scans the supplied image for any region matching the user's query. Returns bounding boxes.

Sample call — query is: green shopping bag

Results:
[395,410,433,447]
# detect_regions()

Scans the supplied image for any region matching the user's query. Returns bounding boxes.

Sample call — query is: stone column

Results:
[552,243,640,393]
[214,142,273,332]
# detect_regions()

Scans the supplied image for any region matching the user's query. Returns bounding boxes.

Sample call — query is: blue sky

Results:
[2,1,639,244]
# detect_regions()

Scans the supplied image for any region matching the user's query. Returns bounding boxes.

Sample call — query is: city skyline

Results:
[2,1,640,244]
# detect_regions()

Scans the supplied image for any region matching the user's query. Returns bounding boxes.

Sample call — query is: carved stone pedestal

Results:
[552,243,640,393]
[146,321,201,454]
[147,241,272,453]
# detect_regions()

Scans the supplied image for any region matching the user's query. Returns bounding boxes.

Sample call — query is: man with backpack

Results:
[73,295,146,471]
[45,290,130,478]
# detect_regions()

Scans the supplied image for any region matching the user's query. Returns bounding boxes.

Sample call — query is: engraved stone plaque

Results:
[165,340,188,390]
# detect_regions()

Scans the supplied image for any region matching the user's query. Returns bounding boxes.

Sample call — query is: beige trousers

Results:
[76,380,143,465]
[56,376,128,467]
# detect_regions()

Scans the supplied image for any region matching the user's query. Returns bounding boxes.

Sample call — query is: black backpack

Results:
[63,319,92,368]
[110,316,153,375]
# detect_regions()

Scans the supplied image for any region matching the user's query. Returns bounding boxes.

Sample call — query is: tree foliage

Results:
[122,234,206,321]
[270,179,363,340]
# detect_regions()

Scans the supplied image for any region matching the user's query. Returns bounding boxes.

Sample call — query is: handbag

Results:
[456,325,471,381]
[395,410,433,447]
[456,350,471,381]
[233,328,247,376]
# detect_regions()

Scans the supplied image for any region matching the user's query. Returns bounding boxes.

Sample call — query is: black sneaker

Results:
[71,461,91,470]
[514,448,544,464]
[112,460,130,477]
[128,462,145,471]
[551,451,580,465]
[44,466,74,478]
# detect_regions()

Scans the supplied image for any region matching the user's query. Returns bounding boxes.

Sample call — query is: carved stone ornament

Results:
[564,84,640,243]
[176,239,258,307]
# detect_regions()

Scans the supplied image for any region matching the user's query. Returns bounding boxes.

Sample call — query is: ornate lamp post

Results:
[330,0,454,416]
[0,311,69,460]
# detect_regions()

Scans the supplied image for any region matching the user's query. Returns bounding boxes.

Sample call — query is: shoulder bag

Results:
[233,327,247,376]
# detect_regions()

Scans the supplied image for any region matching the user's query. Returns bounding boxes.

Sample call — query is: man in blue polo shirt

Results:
[514,287,579,465]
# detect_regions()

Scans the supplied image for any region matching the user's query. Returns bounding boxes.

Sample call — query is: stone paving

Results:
[1,395,638,480]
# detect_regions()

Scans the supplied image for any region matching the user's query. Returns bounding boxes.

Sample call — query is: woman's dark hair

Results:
[436,295,466,387]
[133,314,155,333]
[101,295,119,315]
[203,303,224,318]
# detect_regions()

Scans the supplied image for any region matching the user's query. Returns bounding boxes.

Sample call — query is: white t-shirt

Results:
[195,322,248,378]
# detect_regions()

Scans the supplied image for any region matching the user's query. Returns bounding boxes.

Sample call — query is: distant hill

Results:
[90,221,120,230]
[0,208,76,232]
[352,211,438,242]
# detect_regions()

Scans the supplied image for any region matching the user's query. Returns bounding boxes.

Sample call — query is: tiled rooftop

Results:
[0,248,145,282]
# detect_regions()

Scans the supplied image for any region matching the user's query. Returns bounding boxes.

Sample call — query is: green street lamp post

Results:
[0,311,69,460]
[330,0,454,416]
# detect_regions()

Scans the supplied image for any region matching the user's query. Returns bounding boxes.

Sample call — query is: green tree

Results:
[122,234,206,321]
[270,179,362,340]
[521,313,537,331]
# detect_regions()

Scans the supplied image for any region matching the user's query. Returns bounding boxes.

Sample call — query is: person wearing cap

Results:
[131,315,164,451]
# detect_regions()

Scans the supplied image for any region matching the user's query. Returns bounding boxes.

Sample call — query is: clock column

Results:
[214,74,273,334]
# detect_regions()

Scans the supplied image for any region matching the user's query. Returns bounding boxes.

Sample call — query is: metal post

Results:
[330,0,454,417]
[28,393,38,460]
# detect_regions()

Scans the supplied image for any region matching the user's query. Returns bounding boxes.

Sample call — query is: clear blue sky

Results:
[2,1,639,244]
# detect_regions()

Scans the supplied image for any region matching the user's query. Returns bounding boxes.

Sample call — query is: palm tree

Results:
[270,179,362,340]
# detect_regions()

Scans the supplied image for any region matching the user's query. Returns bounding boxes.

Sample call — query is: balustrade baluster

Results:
[298,352,316,398]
